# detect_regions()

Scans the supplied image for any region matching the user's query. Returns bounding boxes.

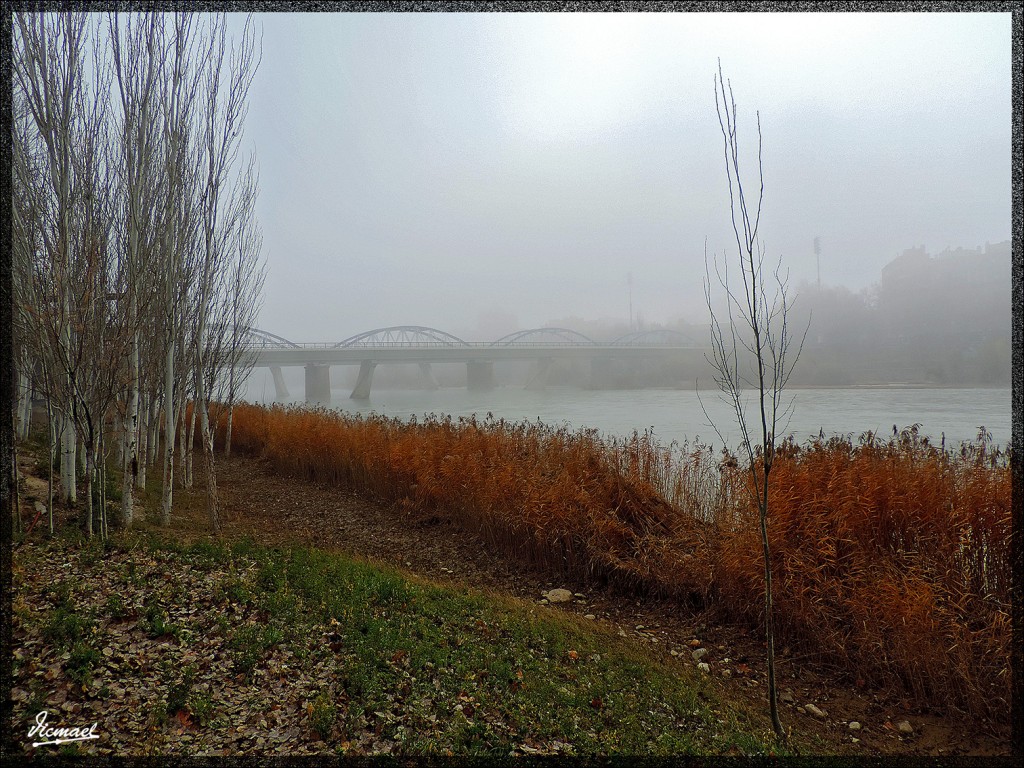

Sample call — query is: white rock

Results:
[691,648,708,662]
[897,720,913,734]
[584,614,596,620]
[848,721,861,730]
[697,662,710,674]
[545,589,573,603]
[805,703,828,719]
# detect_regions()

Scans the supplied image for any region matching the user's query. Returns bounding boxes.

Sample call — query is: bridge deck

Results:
[247,344,702,366]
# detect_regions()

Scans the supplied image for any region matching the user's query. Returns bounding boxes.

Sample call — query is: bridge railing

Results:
[241,339,698,350]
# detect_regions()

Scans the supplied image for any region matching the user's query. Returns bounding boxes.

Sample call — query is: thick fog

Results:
[239,11,1011,344]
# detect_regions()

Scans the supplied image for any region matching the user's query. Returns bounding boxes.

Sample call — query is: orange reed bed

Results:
[217,404,1011,722]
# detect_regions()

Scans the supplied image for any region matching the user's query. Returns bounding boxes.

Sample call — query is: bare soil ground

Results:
[15,449,1011,757]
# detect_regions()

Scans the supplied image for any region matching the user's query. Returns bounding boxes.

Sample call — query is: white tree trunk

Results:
[184,402,196,489]
[161,342,176,525]
[121,328,139,526]
[84,442,95,538]
[197,396,220,532]
[136,392,148,490]
[15,367,32,441]
[147,392,160,468]
[60,410,76,504]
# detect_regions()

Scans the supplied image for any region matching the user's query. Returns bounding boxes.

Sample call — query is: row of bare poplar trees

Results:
[11,11,265,538]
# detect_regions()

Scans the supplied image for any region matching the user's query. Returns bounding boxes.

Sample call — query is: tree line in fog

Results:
[11,11,264,537]
[788,241,1010,387]
[555,241,1011,389]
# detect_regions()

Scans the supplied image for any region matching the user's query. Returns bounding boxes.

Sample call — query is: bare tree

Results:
[13,12,139,538]
[13,11,263,538]
[191,13,261,532]
[152,13,205,525]
[700,62,807,742]
[13,11,90,505]
[109,11,164,528]
[207,154,265,458]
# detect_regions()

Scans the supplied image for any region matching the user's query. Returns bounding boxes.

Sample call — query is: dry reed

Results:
[215,404,1010,722]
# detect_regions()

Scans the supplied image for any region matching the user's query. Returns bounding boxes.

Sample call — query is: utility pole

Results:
[627,272,634,331]
[814,236,822,289]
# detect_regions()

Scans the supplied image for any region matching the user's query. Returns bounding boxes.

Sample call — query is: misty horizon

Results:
[236,11,1011,344]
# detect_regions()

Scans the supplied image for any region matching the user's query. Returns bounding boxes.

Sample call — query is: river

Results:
[255,384,1011,452]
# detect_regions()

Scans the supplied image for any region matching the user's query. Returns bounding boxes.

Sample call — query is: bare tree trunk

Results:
[121,328,139,526]
[47,397,55,535]
[136,391,148,490]
[60,410,76,504]
[84,442,94,538]
[12,443,22,535]
[99,428,107,538]
[161,345,176,524]
[147,391,160,468]
[184,402,196,489]
[197,397,220,532]
[15,366,32,441]
[225,401,234,458]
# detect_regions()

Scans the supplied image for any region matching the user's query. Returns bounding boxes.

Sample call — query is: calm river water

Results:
[259,385,1010,452]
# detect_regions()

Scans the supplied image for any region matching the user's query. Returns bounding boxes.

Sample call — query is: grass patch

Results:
[228,622,285,678]
[172,537,787,756]
[19,526,797,756]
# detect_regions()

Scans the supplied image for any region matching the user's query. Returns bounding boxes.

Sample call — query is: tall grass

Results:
[217,404,1010,722]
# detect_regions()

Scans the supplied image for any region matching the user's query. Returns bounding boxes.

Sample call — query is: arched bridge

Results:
[241,325,704,401]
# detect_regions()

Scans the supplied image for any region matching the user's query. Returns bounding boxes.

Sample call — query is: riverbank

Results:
[222,403,1011,723]
[290,385,1011,451]
[11,444,1011,757]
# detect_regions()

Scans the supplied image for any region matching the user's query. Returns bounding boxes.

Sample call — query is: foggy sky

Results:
[237,11,1011,343]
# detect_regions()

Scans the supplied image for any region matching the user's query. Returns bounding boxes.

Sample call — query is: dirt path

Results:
[15,449,1010,756]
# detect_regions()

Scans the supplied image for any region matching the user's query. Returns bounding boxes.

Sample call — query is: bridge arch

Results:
[243,328,301,348]
[491,327,595,345]
[333,325,470,347]
[612,329,701,347]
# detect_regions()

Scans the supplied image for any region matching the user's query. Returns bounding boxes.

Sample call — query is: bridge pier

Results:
[351,360,377,399]
[305,364,332,403]
[525,358,553,391]
[589,358,617,389]
[466,360,495,391]
[270,366,290,401]
[418,362,440,390]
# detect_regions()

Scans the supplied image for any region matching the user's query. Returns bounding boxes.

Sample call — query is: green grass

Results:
[167,536,787,756]
[20,526,797,756]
